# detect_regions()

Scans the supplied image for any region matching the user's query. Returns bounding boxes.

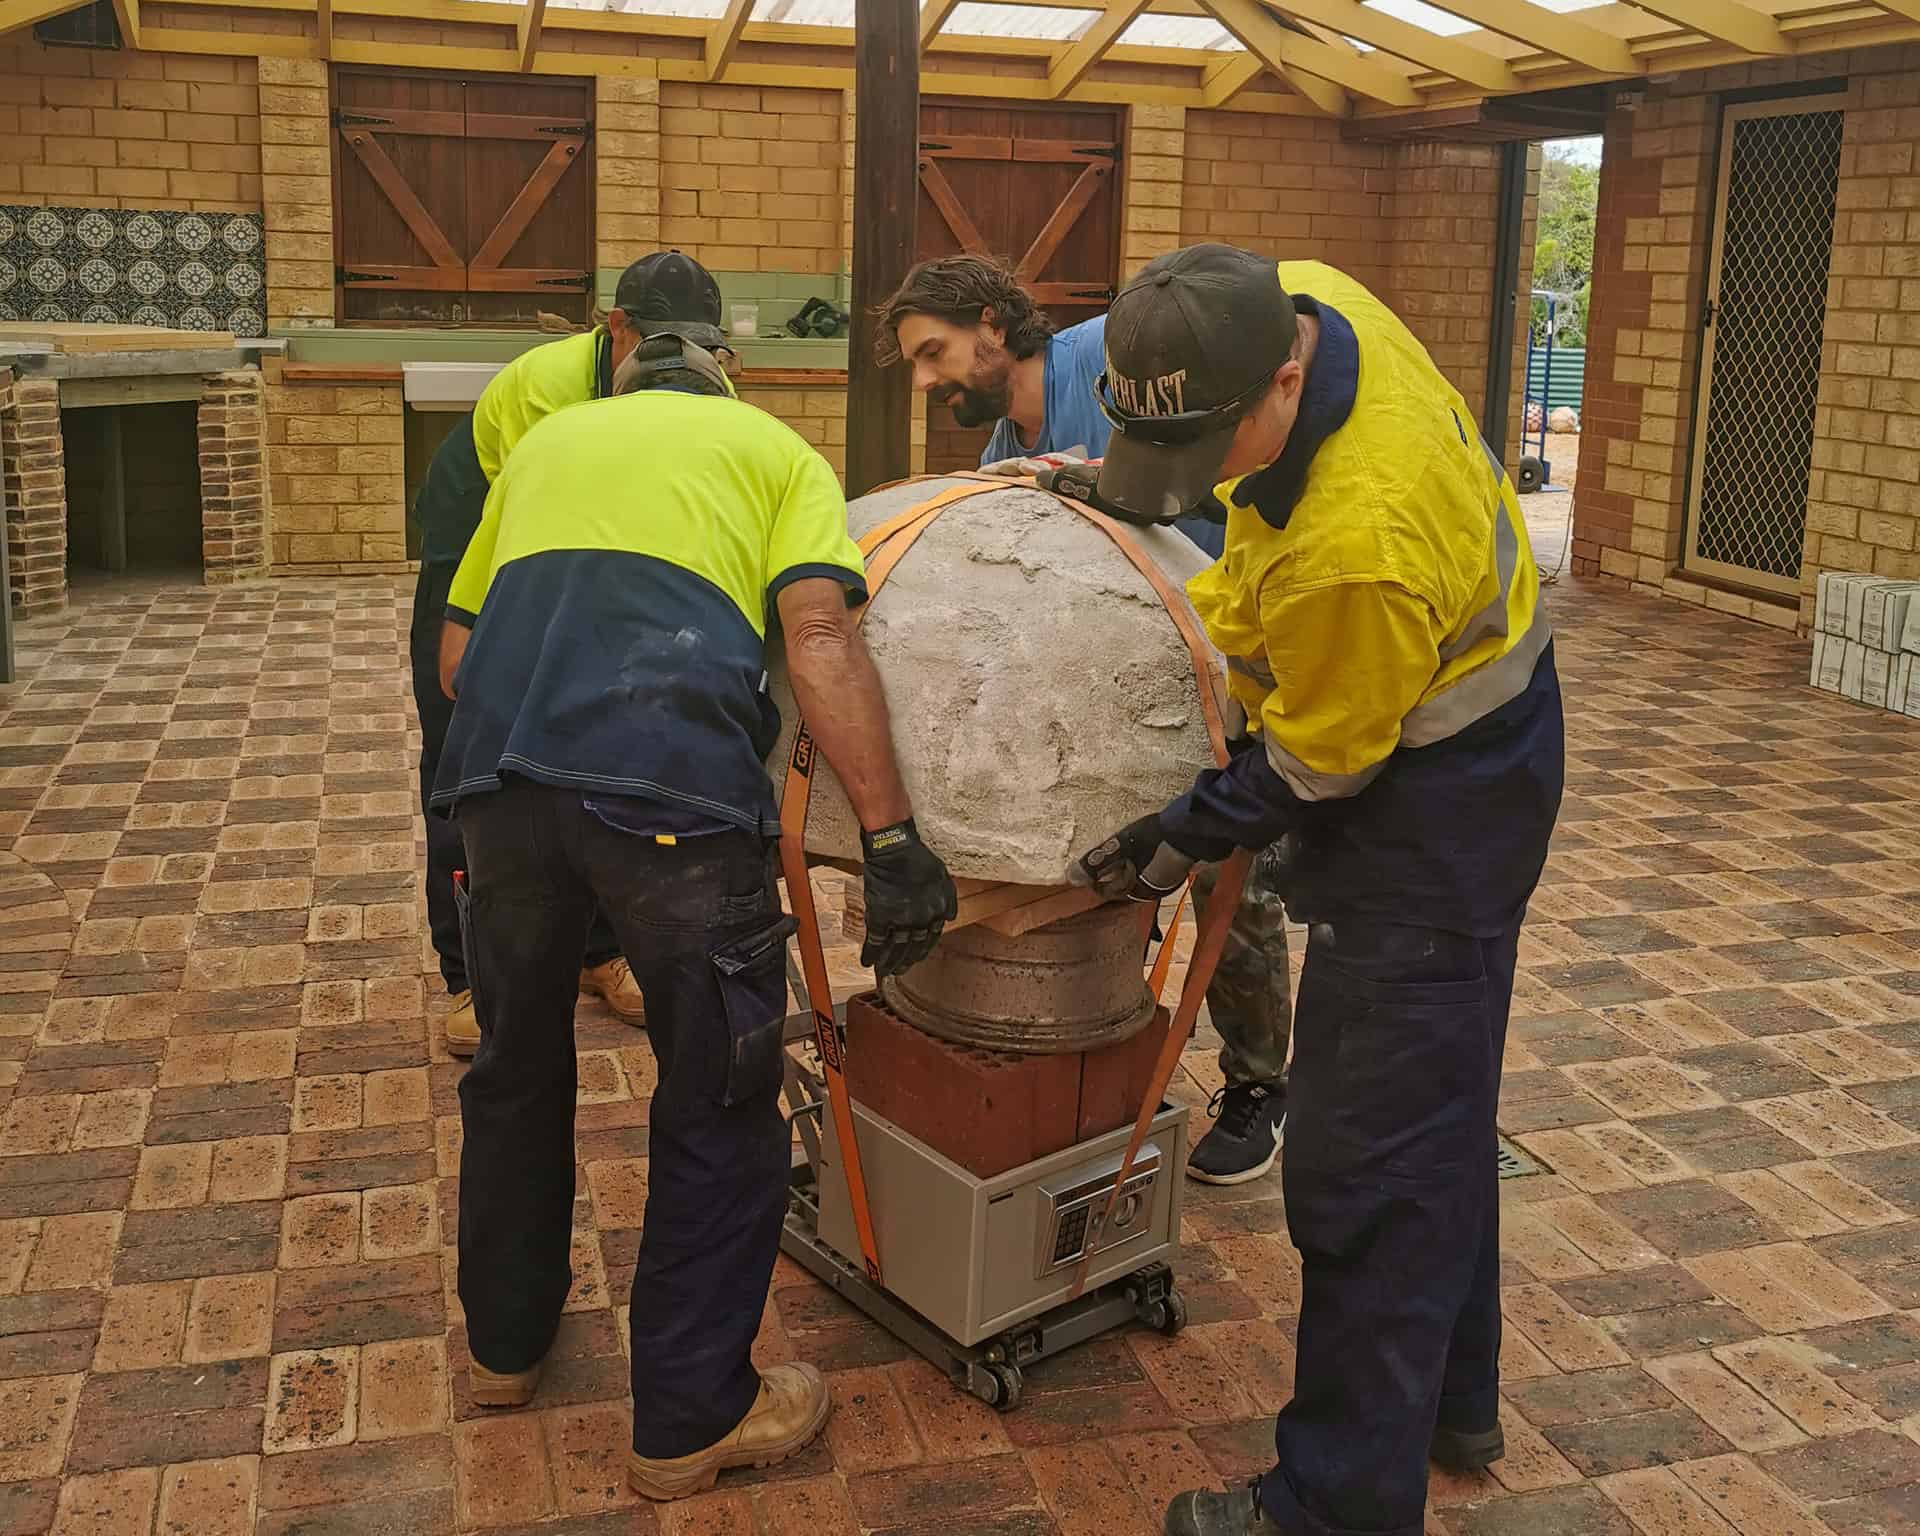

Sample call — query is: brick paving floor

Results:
[0,571,1917,1536]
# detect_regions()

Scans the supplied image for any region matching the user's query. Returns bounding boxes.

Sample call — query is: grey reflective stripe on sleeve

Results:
[1263,733,1388,802]
[1402,606,1552,749]
[1438,498,1519,663]
[1228,652,1277,686]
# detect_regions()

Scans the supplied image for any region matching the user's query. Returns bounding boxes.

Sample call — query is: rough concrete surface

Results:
[768,476,1227,885]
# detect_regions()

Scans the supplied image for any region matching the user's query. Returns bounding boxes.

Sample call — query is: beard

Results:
[942,381,1011,427]
[935,333,1014,427]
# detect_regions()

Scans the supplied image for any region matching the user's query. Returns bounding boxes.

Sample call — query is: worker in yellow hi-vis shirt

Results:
[409,252,731,1055]
[430,330,956,1504]
[1067,246,1565,1536]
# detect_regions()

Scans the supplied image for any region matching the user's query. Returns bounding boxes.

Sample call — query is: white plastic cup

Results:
[730,302,759,338]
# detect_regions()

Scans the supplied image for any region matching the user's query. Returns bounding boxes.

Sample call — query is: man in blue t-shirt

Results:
[880,256,1290,1185]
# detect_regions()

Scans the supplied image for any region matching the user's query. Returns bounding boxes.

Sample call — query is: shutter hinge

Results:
[538,122,589,137]
[1701,298,1715,327]
[536,272,594,290]
[1069,286,1117,302]
[1076,144,1120,161]
[332,110,393,128]
[336,267,396,285]
[918,139,949,152]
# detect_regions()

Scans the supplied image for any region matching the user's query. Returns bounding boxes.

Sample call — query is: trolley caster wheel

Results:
[1516,455,1544,495]
[1148,1293,1188,1336]
[976,1362,1024,1412]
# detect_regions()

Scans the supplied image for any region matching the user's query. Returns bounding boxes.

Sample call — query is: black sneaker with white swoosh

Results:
[1186,1080,1286,1185]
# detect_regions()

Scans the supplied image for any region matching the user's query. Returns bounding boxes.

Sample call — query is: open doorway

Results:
[61,403,205,591]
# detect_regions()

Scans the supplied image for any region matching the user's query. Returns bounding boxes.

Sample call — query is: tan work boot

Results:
[469,1355,542,1407]
[580,957,646,1024]
[627,1363,830,1500]
[444,990,479,1058]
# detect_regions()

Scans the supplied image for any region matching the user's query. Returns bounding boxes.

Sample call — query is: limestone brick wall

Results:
[1180,112,1394,294]
[596,76,662,275]
[257,57,333,329]
[0,39,259,212]
[1122,106,1185,280]
[1571,47,1919,629]
[0,370,65,616]
[658,82,846,274]
[1802,54,1920,612]
[261,362,408,573]
[1180,113,1531,463]
[735,377,927,485]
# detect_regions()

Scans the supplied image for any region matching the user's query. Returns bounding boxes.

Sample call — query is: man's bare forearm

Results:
[438,619,471,701]
[777,579,912,831]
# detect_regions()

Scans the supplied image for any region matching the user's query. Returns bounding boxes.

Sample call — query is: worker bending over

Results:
[1069,245,1563,1536]
[411,251,728,1055]
[431,330,957,1500]
[881,254,1293,1185]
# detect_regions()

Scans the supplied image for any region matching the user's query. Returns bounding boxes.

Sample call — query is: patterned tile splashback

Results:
[0,205,266,336]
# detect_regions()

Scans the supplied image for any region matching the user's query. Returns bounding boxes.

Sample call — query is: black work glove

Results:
[1067,812,1195,903]
[861,820,958,978]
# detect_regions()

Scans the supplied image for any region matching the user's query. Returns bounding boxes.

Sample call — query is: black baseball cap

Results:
[1095,245,1297,523]
[613,250,726,350]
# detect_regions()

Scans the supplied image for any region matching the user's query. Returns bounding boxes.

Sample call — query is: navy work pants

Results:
[1259,917,1519,1536]
[409,561,618,994]
[453,782,793,1456]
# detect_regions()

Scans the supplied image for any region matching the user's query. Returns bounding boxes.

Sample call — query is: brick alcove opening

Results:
[0,365,269,616]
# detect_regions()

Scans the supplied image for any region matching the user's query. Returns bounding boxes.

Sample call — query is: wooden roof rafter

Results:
[32,0,1920,122]
[706,0,755,77]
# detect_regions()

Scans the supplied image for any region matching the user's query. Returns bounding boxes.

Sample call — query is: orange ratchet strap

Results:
[777,474,1244,1295]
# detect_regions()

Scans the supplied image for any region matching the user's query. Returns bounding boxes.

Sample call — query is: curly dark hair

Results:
[875,255,1057,366]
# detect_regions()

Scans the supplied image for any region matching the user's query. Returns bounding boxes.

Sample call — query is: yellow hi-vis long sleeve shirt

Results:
[1157,260,1560,933]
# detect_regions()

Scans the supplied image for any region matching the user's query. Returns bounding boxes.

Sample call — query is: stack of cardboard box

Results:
[1811,573,1920,717]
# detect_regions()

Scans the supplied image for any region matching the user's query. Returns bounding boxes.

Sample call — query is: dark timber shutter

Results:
[333,67,594,327]
[915,101,1121,474]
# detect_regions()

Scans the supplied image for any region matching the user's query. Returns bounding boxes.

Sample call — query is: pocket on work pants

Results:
[1286,925,1491,1184]
[709,914,799,1108]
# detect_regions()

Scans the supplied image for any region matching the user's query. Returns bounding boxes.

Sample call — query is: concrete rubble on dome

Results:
[767,475,1228,887]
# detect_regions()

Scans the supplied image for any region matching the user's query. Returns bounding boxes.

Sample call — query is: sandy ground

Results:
[1521,430,1579,580]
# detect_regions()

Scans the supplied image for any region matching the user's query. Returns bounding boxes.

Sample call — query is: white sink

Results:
[402,361,504,411]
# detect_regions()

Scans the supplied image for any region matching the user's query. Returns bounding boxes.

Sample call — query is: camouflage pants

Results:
[1193,845,1293,1088]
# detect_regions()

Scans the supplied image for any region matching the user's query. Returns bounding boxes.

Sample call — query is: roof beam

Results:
[919,0,961,49]
[0,0,89,34]
[1413,0,1638,73]
[1213,47,1350,112]
[109,0,138,45]
[1261,0,1517,91]
[1201,51,1263,104]
[1198,0,1418,104]
[517,0,544,68]
[1864,0,1920,17]
[1621,0,1786,52]
[705,0,754,79]
[315,0,329,55]
[1046,0,1155,96]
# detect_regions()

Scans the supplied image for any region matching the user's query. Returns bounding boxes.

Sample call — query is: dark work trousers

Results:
[1259,917,1520,1536]
[454,782,794,1457]
[409,561,618,995]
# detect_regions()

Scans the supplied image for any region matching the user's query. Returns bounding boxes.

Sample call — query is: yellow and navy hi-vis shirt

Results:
[416,330,610,569]
[430,390,865,834]
[470,329,606,484]
[1158,260,1563,935]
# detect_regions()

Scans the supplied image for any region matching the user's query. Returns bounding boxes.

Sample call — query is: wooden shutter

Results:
[332,68,594,327]
[915,102,1122,473]
[915,102,1121,323]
